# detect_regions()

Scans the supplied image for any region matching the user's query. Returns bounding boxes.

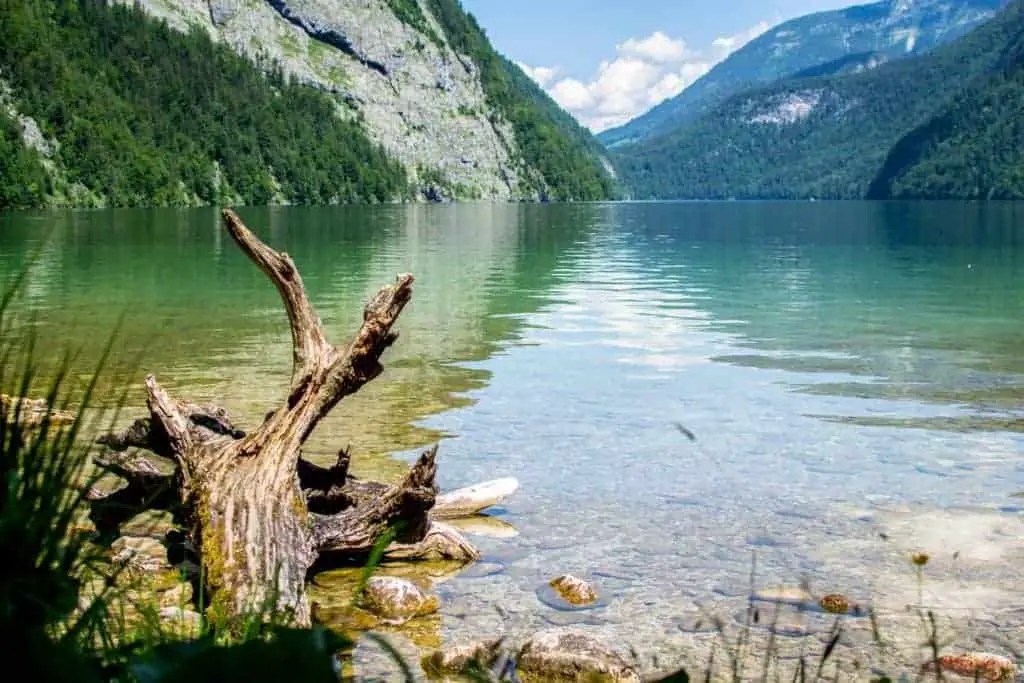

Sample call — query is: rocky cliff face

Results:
[116,0,530,200]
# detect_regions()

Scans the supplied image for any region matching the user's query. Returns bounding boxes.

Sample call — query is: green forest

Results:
[613,0,1024,200]
[0,0,411,210]
[867,27,1024,199]
[0,112,51,210]
[0,0,617,211]
[2,0,1019,209]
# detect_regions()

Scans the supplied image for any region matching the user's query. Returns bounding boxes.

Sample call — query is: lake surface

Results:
[3,201,1024,676]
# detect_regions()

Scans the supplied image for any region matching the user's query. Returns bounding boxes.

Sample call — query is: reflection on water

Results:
[604,202,1024,421]
[3,201,1024,673]
[0,203,598,475]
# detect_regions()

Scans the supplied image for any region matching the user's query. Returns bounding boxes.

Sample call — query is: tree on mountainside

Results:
[0,113,49,210]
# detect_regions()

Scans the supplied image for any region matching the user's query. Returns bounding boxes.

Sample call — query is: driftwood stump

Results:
[89,209,480,627]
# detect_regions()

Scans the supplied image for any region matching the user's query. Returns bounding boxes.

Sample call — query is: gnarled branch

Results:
[144,375,193,457]
[97,402,244,458]
[220,208,414,466]
[311,446,439,553]
[222,208,329,385]
[235,272,415,462]
[93,450,174,493]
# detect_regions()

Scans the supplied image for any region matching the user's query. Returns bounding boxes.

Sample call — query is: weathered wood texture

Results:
[91,209,478,627]
[432,477,520,520]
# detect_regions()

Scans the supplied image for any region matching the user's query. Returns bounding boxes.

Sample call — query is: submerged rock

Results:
[0,393,75,428]
[929,652,1017,681]
[770,621,810,638]
[421,638,504,678]
[446,514,518,538]
[516,628,640,682]
[111,535,170,573]
[158,607,203,637]
[754,587,864,616]
[158,582,193,609]
[383,522,480,562]
[314,603,380,633]
[818,593,862,615]
[549,574,599,606]
[360,576,439,623]
[751,586,813,606]
[119,510,177,539]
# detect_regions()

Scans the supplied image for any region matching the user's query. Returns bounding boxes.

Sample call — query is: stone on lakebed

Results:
[549,574,599,606]
[516,628,640,683]
[360,576,439,623]
[421,638,505,678]
[928,652,1017,682]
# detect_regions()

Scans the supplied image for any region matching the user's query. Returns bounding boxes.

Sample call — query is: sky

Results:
[460,0,854,132]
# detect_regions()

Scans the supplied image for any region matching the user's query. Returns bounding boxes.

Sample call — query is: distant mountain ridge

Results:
[611,0,1024,200]
[599,0,1008,149]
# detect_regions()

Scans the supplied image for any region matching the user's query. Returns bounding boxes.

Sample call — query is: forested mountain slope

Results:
[867,26,1024,199]
[0,0,616,209]
[598,0,1006,149]
[612,0,1024,200]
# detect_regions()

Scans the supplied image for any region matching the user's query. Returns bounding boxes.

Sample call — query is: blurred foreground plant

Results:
[0,244,355,682]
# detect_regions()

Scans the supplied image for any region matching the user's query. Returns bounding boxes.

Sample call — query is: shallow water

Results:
[3,201,1024,676]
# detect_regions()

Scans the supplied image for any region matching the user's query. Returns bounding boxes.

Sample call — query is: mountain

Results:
[0,0,616,210]
[612,0,1024,200]
[598,0,1008,149]
[867,26,1024,198]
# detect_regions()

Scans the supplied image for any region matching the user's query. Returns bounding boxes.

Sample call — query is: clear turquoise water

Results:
[3,201,1024,672]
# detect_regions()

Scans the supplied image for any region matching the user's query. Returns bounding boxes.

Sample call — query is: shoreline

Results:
[334,500,1024,680]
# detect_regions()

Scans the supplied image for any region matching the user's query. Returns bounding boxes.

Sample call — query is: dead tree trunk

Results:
[89,209,480,627]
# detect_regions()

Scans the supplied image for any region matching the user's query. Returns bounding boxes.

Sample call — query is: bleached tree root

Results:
[432,477,520,520]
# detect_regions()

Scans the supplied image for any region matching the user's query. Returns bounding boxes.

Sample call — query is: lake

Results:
[3,201,1024,676]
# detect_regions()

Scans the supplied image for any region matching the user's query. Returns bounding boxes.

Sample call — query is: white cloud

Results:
[518,20,777,133]
[618,31,691,63]
[516,62,559,88]
[549,78,594,110]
